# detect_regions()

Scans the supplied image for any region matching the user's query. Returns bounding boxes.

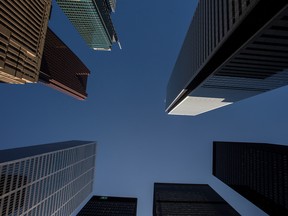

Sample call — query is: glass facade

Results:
[56,0,118,51]
[0,141,96,216]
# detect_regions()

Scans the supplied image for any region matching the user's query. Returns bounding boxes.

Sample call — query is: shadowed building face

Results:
[77,196,137,216]
[153,183,240,215]
[213,141,288,215]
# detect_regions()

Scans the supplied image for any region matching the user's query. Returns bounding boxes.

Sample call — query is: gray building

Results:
[166,0,288,116]
[0,140,96,216]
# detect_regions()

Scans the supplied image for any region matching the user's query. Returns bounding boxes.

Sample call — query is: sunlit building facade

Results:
[0,1,51,84]
[40,28,90,100]
[0,140,96,216]
[56,0,118,51]
[77,196,137,216]
[213,141,288,215]
[166,0,288,116]
[153,183,240,215]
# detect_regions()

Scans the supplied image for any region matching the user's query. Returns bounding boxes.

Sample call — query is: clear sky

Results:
[1,0,287,215]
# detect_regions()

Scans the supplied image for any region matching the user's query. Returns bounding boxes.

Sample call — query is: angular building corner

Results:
[166,0,288,116]
[56,0,119,51]
[0,140,96,215]
[0,1,52,84]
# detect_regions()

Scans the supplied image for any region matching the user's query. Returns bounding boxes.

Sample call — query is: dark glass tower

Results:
[153,183,240,216]
[77,196,137,216]
[166,0,288,116]
[213,141,288,215]
[40,28,90,100]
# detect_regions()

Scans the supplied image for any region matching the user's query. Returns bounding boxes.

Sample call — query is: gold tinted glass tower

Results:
[0,1,51,84]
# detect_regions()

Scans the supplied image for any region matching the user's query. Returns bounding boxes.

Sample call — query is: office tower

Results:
[153,183,240,215]
[77,196,137,216]
[40,28,90,100]
[0,1,51,84]
[0,140,96,216]
[56,0,118,51]
[213,141,288,215]
[166,0,288,116]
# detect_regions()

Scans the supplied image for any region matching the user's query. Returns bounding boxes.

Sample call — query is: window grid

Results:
[0,142,96,216]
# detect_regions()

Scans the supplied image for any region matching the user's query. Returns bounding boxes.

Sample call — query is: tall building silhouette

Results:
[0,1,51,84]
[40,28,90,100]
[77,196,137,216]
[213,141,288,215]
[166,0,288,116]
[0,140,96,215]
[153,183,240,215]
[56,0,118,51]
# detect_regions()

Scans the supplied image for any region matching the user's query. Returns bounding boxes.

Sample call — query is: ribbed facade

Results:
[0,1,51,84]
[40,28,90,100]
[56,0,118,51]
[166,0,288,116]
[153,183,240,216]
[0,141,96,216]
[77,196,137,216]
[213,141,288,215]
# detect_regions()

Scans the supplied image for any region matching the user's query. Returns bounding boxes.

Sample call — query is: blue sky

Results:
[1,0,288,215]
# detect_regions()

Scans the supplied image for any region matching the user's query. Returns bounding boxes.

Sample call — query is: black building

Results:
[166,0,288,116]
[77,196,137,216]
[153,183,240,215]
[213,141,288,215]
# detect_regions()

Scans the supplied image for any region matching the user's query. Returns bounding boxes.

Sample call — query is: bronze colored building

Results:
[0,1,51,84]
[40,28,90,100]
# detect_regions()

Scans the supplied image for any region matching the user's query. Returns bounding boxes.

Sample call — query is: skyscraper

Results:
[0,1,51,84]
[213,141,288,215]
[56,0,118,51]
[40,28,90,100]
[166,0,288,116]
[77,195,137,215]
[153,183,240,215]
[0,140,96,216]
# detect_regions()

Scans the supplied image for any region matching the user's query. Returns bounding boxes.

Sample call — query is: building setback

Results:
[77,196,137,216]
[213,141,288,215]
[166,0,288,116]
[56,0,118,51]
[153,183,240,215]
[0,1,51,84]
[40,28,90,100]
[0,140,96,215]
